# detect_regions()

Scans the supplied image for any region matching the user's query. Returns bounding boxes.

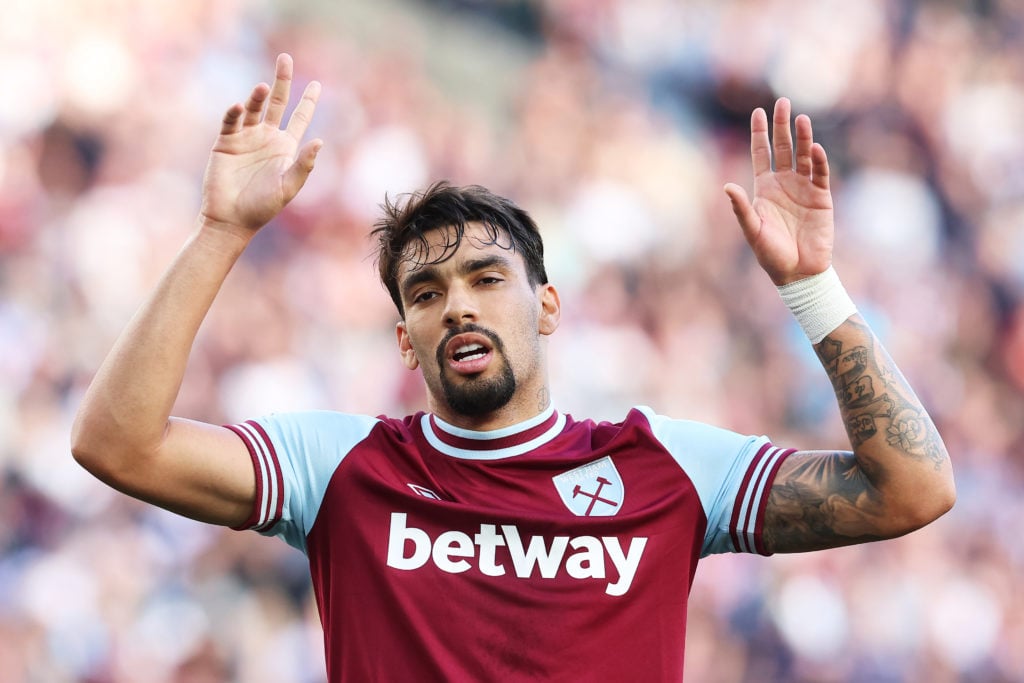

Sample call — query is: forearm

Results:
[815,314,954,528]
[729,99,954,552]
[71,221,250,466]
[762,314,954,554]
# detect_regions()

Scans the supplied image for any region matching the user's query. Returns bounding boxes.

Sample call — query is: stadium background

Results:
[1,0,1023,680]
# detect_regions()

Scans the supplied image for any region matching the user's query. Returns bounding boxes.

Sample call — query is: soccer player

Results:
[71,54,955,681]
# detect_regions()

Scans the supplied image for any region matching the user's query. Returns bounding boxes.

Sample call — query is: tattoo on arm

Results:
[763,317,951,553]
[764,451,884,553]
[815,319,945,468]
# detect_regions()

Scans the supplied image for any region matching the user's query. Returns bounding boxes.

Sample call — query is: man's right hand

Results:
[199,53,322,237]
[72,54,322,527]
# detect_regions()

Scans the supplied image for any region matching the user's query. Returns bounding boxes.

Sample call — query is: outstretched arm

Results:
[71,54,322,526]
[724,99,955,553]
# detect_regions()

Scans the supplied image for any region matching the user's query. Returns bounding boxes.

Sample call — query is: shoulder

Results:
[228,410,421,459]
[626,406,763,450]
[566,407,764,463]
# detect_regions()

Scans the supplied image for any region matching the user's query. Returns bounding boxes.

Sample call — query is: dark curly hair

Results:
[372,182,549,317]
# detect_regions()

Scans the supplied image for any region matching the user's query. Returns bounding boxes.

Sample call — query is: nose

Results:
[442,283,478,326]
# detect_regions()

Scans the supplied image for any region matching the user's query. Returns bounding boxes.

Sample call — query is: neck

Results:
[429,385,552,432]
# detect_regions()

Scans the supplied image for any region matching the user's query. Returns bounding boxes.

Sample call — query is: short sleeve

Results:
[635,406,794,557]
[225,410,379,553]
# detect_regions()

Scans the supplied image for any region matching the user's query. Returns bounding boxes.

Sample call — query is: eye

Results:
[477,275,504,286]
[412,290,440,304]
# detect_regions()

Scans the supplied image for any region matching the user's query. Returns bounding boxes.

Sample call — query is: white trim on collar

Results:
[422,405,566,460]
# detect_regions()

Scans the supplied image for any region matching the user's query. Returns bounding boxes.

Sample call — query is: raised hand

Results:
[724,98,834,286]
[199,53,322,236]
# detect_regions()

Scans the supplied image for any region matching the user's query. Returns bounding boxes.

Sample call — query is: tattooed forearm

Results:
[763,451,886,553]
[815,318,945,468]
[763,316,953,552]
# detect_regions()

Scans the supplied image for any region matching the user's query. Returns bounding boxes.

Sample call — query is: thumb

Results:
[282,139,323,201]
[723,182,760,243]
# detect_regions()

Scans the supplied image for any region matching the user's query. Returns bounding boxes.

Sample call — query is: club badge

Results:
[552,456,624,517]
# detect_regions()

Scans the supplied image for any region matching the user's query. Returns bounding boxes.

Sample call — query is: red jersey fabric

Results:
[227,406,792,681]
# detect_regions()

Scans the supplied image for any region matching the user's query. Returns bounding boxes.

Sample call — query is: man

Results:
[72,54,955,680]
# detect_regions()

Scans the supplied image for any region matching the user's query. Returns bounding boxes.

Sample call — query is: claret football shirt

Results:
[227,405,793,681]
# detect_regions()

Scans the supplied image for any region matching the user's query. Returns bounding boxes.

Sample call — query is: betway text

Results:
[385,512,647,596]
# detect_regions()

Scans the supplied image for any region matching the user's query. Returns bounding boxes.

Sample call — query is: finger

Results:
[794,114,814,177]
[750,107,771,176]
[810,142,830,190]
[285,80,322,143]
[220,103,245,135]
[242,83,270,127]
[264,53,294,128]
[724,182,761,243]
[772,98,794,171]
[282,139,324,201]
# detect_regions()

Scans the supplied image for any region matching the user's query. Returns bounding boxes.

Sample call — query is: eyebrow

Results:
[400,254,515,300]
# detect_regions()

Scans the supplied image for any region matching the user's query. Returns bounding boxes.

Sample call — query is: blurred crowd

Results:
[1,0,1023,680]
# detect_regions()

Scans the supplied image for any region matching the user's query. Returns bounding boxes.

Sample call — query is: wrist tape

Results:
[777,266,857,344]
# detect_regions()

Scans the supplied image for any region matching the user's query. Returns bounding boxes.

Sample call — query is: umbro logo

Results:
[407,483,442,500]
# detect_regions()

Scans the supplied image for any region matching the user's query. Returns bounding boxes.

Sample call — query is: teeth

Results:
[453,343,486,361]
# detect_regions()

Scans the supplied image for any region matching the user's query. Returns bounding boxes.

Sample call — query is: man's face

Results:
[395,223,559,426]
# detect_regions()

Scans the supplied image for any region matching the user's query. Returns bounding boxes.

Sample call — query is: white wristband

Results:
[777,266,857,344]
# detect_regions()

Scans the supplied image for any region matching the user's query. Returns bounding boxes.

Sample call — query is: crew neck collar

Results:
[421,405,566,460]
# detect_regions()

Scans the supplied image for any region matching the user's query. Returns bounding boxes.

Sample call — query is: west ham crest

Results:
[552,456,624,517]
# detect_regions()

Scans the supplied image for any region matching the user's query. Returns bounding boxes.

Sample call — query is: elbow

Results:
[71,407,167,493]
[71,443,105,480]
[70,416,110,479]
[70,412,137,485]
[912,490,955,532]
[71,429,137,494]
[926,458,957,523]
[927,474,957,524]
[892,469,957,536]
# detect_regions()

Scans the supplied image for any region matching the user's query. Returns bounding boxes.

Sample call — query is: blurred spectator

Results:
[1,0,1022,680]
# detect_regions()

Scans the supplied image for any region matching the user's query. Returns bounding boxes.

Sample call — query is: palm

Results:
[204,128,303,230]
[748,166,834,279]
[725,98,835,285]
[199,54,321,235]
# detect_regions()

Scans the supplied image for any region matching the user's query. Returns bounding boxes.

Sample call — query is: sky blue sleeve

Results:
[226,411,380,554]
[635,406,793,556]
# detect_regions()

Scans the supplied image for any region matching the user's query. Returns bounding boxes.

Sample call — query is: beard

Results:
[435,325,517,417]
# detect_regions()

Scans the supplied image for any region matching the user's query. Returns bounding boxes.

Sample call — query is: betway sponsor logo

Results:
[385,512,647,596]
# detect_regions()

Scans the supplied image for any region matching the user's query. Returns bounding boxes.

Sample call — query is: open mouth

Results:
[443,332,496,375]
[452,343,488,362]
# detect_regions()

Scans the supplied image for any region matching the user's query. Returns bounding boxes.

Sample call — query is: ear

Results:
[396,321,419,370]
[538,283,561,336]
